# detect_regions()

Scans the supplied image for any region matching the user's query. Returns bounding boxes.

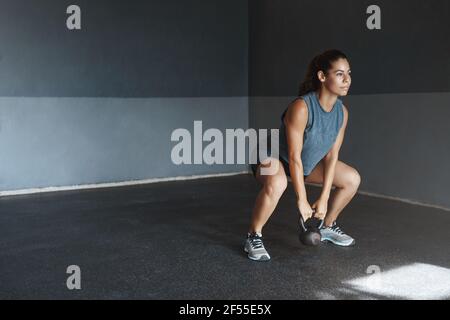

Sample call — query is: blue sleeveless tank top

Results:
[279,91,344,176]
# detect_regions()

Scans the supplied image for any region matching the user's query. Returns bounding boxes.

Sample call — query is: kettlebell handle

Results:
[298,208,316,230]
[298,211,324,231]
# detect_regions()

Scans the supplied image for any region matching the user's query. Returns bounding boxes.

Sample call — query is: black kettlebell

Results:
[298,213,324,246]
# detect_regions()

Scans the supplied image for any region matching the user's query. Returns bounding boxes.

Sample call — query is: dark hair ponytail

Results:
[298,49,348,96]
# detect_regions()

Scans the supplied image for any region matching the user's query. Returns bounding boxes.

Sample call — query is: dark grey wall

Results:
[3,0,449,211]
[0,0,249,191]
[249,0,450,96]
[0,0,247,97]
[249,0,450,208]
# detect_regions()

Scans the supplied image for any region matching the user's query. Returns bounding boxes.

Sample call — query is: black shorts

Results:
[251,157,308,179]
[250,134,308,179]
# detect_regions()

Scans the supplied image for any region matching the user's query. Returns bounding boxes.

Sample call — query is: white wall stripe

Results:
[304,181,450,212]
[0,171,249,197]
[2,170,449,213]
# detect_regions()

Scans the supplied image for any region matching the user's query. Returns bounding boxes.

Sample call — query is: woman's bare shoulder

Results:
[285,98,308,125]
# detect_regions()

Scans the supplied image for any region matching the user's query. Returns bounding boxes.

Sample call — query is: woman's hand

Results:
[311,197,328,220]
[297,199,314,221]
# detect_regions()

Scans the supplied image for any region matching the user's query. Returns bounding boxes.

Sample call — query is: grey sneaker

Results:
[244,232,271,261]
[320,222,355,246]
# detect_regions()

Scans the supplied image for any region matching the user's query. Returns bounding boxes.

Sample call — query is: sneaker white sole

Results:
[321,238,356,247]
[244,247,271,261]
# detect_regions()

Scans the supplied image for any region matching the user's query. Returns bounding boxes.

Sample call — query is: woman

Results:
[245,49,361,261]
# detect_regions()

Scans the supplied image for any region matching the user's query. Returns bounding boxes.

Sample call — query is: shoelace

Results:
[330,224,345,235]
[249,236,264,249]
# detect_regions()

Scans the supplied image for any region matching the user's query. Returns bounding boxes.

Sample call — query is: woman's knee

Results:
[264,175,288,198]
[344,168,361,190]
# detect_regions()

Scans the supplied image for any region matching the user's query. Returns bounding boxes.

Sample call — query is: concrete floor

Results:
[1,174,450,300]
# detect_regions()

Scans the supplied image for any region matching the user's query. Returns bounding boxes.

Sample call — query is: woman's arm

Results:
[320,105,349,201]
[284,99,309,202]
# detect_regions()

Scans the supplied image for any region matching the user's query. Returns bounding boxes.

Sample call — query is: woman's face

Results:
[319,58,352,96]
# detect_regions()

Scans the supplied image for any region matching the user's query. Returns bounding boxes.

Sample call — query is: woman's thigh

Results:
[255,157,288,186]
[304,159,360,188]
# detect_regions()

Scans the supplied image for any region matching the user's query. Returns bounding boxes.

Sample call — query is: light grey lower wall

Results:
[0,97,248,191]
[249,92,450,209]
[4,92,449,209]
